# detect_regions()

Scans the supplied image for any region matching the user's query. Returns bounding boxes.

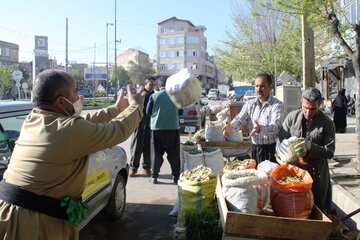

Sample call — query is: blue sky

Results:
[1,0,248,65]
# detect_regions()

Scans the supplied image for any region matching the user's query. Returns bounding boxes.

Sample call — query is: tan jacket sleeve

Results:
[66,103,143,158]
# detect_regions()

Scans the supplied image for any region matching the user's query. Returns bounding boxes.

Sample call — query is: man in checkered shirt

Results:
[223,73,284,164]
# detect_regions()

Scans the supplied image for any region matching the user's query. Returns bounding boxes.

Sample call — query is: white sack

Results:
[180,144,198,172]
[184,151,205,171]
[205,122,226,142]
[165,68,202,108]
[222,169,269,214]
[203,148,224,175]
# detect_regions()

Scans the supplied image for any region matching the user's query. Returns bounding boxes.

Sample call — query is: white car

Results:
[0,101,129,229]
[243,90,256,102]
[207,88,220,100]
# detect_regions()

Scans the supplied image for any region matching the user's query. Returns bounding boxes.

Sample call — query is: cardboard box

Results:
[216,176,332,240]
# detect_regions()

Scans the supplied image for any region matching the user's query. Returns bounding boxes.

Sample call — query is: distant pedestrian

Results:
[332,88,348,133]
[146,76,181,184]
[129,76,156,177]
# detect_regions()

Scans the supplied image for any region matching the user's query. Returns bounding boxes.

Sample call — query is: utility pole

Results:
[65,18,68,72]
[106,22,114,99]
[114,0,118,91]
[302,14,315,88]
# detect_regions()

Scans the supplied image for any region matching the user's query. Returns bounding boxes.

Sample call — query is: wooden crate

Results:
[200,139,252,150]
[216,176,332,240]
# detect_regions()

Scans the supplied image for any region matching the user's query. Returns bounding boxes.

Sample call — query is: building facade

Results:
[157,17,217,88]
[0,41,19,65]
[118,48,149,70]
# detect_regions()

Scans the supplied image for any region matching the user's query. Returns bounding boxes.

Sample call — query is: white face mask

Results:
[63,97,83,116]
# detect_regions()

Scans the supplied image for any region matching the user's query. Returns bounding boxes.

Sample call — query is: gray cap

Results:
[302,87,322,101]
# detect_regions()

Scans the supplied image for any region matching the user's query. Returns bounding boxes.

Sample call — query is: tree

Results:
[110,65,129,89]
[127,58,155,85]
[257,0,360,163]
[0,66,16,99]
[213,2,303,82]
[67,68,85,88]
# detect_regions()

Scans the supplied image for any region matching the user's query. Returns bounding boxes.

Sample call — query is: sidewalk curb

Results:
[331,180,360,231]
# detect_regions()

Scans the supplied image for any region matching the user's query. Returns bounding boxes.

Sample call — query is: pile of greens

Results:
[278,176,303,184]
[182,165,216,181]
[228,172,256,180]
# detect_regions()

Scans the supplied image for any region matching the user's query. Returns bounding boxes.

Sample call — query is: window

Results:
[175,37,183,44]
[159,37,166,45]
[176,63,184,69]
[168,24,176,32]
[344,0,357,24]
[0,47,2,56]
[176,51,184,57]
[160,27,166,33]
[167,63,175,70]
[159,51,166,58]
[166,51,175,57]
[186,50,198,57]
[159,64,166,70]
[178,25,185,32]
[186,36,199,44]
[167,37,175,45]
[5,48,10,57]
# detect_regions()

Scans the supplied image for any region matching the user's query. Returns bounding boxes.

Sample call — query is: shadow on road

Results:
[80,203,177,240]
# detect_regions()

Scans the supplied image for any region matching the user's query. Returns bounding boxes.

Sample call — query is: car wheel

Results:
[104,174,126,220]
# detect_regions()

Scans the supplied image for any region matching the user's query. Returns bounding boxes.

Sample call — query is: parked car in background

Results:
[243,90,256,102]
[77,88,93,98]
[0,101,129,230]
[207,88,220,100]
[179,101,207,133]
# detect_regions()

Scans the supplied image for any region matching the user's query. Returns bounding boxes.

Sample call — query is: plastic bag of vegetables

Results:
[205,121,226,142]
[178,166,217,223]
[222,169,269,214]
[165,68,202,108]
[270,164,314,219]
[275,136,307,164]
[223,159,257,173]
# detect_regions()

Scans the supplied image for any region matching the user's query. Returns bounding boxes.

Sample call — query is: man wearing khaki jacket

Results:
[0,69,144,239]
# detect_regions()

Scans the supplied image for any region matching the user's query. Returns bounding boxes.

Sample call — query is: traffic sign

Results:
[84,67,107,81]
[22,82,28,89]
[12,70,23,81]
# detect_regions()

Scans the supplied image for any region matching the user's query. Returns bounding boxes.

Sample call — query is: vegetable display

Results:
[275,136,306,164]
[224,159,257,171]
[279,176,304,184]
[193,129,205,143]
[227,173,256,180]
[183,140,196,146]
[181,165,216,182]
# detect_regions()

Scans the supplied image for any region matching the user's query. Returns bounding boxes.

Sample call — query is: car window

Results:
[0,115,27,132]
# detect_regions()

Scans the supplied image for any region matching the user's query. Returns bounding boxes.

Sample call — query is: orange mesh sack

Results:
[270,164,314,219]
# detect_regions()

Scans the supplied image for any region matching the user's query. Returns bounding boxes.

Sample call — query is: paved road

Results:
[80,109,183,240]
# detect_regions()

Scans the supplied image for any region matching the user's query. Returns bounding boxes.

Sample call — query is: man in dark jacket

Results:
[129,76,156,177]
[279,87,335,211]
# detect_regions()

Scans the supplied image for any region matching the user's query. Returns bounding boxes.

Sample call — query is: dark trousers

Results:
[251,143,276,165]
[151,129,180,179]
[129,116,151,170]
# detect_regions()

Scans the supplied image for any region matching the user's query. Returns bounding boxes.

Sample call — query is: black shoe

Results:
[152,178,158,184]
[173,177,179,184]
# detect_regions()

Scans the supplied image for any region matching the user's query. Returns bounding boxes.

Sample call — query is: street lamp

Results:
[106,22,114,98]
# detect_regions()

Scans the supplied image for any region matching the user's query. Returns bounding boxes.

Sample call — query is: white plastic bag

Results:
[222,169,269,214]
[165,68,202,108]
[183,151,205,171]
[203,148,224,175]
[205,122,226,142]
[225,130,243,142]
[180,144,198,172]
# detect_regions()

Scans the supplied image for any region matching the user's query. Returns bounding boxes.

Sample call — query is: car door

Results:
[81,150,112,219]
